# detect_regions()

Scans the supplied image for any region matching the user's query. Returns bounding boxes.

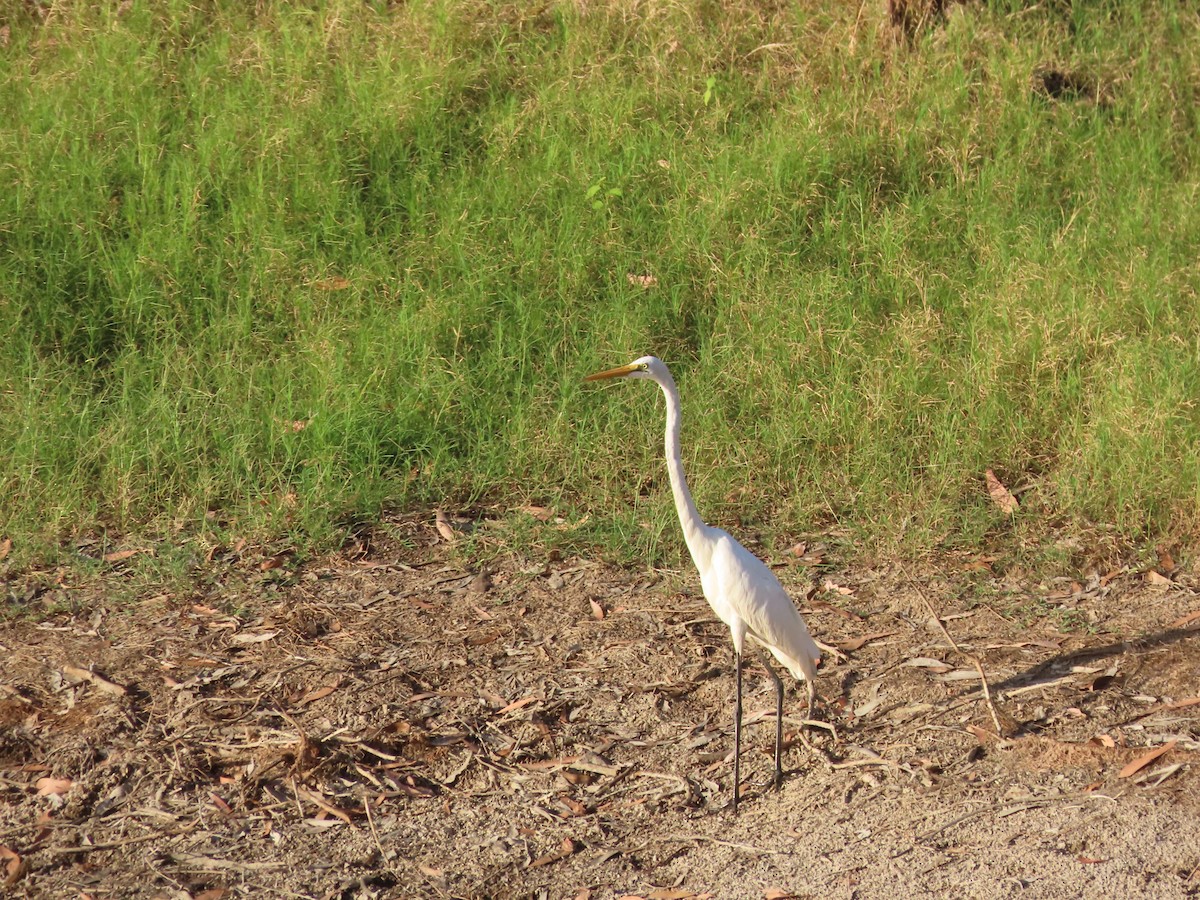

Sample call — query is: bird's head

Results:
[583,355,666,383]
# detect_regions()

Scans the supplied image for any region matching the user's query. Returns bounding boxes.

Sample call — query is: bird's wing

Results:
[710,532,820,681]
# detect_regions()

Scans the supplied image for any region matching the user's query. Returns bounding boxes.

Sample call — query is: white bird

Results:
[585,355,821,811]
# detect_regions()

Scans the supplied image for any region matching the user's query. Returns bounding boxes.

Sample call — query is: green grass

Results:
[2,0,1199,569]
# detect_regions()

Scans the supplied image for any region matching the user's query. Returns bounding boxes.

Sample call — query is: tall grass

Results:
[2,1,1198,566]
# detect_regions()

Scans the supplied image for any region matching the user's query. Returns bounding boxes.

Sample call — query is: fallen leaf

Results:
[0,538,10,561]
[498,695,537,715]
[1,846,23,888]
[518,505,553,521]
[61,666,127,696]
[1145,569,1173,587]
[834,630,895,651]
[1090,734,1117,749]
[905,656,952,673]
[807,599,862,621]
[231,630,279,644]
[985,469,1019,514]
[314,277,351,291]
[1118,739,1177,779]
[764,889,802,900]
[298,683,339,705]
[1156,544,1177,574]
[1167,697,1200,710]
[965,724,997,744]
[822,579,854,596]
[530,837,578,868]
[627,273,658,288]
[1169,609,1200,628]
[435,510,456,543]
[194,889,228,900]
[647,890,703,899]
[35,777,72,797]
[1077,856,1107,865]
[589,598,606,621]
[103,548,144,563]
[418,864,444,878]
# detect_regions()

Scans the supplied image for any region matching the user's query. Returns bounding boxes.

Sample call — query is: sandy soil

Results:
[2,517,1199,899]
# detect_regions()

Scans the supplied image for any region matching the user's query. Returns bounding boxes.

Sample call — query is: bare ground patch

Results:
[2,521,1200,899]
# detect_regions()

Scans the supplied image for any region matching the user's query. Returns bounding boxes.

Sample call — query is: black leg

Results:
[758,654,784,790]
[733,651,743,813]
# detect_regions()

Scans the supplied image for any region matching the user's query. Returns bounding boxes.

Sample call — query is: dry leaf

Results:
[298,683,339,705]
[231,630,279,644]
[822,579,854,596]
[1156,545,1177,574]
[985,469,1019,514]
[194,889,228,900]
[1167,697,1200,710]
[1118,739,1177,779]
[1,846,23,888]
[35,777,72,797]
[589,598,606,621]
[1077,856,1107,865]
[905,656,952,673]
[965,724,996,744]
[1169,609,1200,628]
[764,889,802,900]
[835,630,895,652]
[530,837,577,868]
[627,273,658,288]
[648,890,703,899]
[418,864,444,878]
[435,510,456,543]
[1090,734,1117,749]
[61,666,127,696]
[103,548,144,563]
[498,695,537,715]
[314,277,351,291]
[0,537,11,561]
[518,505,553,521]
[1145,569,1173,587]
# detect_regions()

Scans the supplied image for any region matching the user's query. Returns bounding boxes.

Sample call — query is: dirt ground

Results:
[2,516,1200,899]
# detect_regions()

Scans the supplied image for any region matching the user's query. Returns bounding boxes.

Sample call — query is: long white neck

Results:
[655,369,711,567]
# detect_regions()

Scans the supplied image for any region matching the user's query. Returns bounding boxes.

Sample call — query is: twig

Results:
[670,834,787,856]
[47,829,191,855]
[906,571,1006,737]
[911,794,1112,846]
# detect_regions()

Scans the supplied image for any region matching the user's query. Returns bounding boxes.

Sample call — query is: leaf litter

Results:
[1,514,1199,897]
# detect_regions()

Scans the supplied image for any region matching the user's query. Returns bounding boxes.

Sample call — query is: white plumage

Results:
[586,355,821,810]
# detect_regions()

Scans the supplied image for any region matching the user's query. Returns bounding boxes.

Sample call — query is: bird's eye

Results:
[640,363,649,371]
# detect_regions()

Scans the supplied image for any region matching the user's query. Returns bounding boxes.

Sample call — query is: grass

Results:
[2,0,1199,571]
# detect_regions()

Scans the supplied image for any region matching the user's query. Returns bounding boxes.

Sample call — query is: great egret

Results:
[585,355,820,811]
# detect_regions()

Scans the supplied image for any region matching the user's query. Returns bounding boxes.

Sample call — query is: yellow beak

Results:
[584,363,639,382]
